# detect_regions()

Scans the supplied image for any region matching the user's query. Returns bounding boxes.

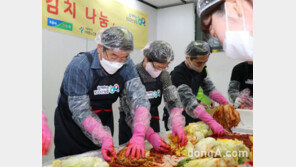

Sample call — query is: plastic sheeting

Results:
[69,95,112,146]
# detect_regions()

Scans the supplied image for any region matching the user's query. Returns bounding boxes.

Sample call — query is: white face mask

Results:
[187,59,204,73]
[223,1,253,61]
[145,62,162,78]
[100,57,124,75]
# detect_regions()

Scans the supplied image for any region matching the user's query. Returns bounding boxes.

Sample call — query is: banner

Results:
[42,0,148,49]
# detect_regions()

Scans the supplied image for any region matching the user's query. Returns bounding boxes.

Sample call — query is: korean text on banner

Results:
[42,0,149,49]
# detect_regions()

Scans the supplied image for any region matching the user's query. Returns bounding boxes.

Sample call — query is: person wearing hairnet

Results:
[54,26,151,161]
[166,40,229,135]
[228,61,253,109]
[197,0,253,61]
[118,40,187,152]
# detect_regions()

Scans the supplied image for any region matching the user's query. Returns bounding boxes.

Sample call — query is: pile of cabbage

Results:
[168,122,250,167]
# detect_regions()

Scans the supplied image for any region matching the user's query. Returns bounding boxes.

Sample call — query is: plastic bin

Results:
[232,109,253,134]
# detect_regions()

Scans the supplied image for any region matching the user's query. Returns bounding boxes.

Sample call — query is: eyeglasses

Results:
[151,62,169,71]
[104,50,129,63]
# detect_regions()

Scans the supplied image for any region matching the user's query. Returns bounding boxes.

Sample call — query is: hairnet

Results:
[95,26,134,51]
[143,40,174,63]
[197,0,224,17]
[185,40,211,59]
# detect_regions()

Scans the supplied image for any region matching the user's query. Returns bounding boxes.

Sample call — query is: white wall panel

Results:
[156,3,195,132]
[206,52,243,101]
[157,3,195,72]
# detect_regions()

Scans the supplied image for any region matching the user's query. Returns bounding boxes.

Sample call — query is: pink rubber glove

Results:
[238,88,253,109]
[193,105,225,136]
[82,117,117,162]
[172,126,188,146]
[42,112,52,155]
[209,89,229,105]
[170,108,187,146]
[145,127,171,153]
[125,107,150,160]
[101,137,117,162]
[125,124,146,160]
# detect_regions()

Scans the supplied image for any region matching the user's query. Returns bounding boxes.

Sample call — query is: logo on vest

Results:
[245,79,253,85]
[146,89,161,99]
[94,84,120,95]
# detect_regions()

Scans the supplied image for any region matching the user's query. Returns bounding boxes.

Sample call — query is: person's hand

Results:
[42,127,52,155]
[200,102,209,110]
[234,97,243,108]
[81,116,116,161]
[146,128,171,153]
[150,134,171,153]
[172,126,188,146]
[194,105,225,136]
[209,89,229,105]
[237,88,253,109]
[125,124,146,160]
[241,96,253,109]
[208,120,225,135]
[169,108,187,146]
[101,137,117,162]
[42,112,52,155]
